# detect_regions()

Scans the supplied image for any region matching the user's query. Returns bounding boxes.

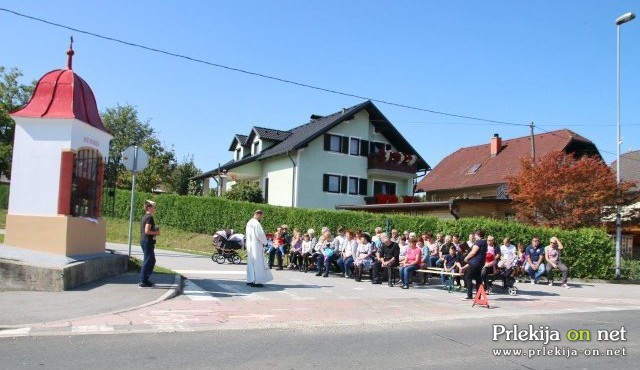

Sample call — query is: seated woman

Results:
[481,235,498,292]
[398,236,408,265]
[299,233,313,272]
[497,237,517,287]
[399,237,422,289]
[353,233,374,282]
[545,236,569,288]
[315,230,335,277]
[268,231,285,270]
[337,230,357,278]
[310,228,328,271]
[287,229,302,269]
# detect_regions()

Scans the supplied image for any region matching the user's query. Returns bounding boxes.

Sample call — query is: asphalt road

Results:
[1,309,637,370]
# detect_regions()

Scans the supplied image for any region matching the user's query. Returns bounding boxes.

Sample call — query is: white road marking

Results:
[175,270,245,275]
[0,327,31,336]
[216,282,268,301]
[72,325,114,333]
[183,280,219,301]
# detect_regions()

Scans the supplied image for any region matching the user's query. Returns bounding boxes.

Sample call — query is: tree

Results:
[168,155,202,195]
[0,67,35,179]
[505,151,634,229]
[223,182,264,203]
[101,104,176,192]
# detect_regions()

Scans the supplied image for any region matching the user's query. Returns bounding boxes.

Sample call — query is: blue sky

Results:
[1,1,639,177]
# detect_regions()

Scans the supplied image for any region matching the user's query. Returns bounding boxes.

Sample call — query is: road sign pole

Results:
[127,146,139,257]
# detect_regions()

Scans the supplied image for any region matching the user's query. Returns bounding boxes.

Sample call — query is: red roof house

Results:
[417,129,601,201]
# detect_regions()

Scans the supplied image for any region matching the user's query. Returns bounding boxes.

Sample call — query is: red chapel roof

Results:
[11,47,107,133]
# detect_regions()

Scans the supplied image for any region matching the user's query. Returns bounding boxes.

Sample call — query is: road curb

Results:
[0,274,183,333]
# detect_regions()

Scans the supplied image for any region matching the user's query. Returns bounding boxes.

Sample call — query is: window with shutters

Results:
[349,138,360,156]
[326,174,341,193]
[324,134,349,154]
[324,174,367,195]
[348,177,358,194]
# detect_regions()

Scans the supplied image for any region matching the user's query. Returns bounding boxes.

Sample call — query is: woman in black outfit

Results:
[462,229,487,300]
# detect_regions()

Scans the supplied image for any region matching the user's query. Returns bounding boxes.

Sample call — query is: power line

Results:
[0,7,528,128]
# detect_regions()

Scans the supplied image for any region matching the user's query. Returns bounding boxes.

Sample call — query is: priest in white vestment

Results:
[245,210,273,287]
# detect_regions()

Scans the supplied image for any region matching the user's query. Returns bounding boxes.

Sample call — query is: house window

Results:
[324,174,341,193]
[373,180,396,195]
[369,141,386,154]
[350,138,360,156]
[348,177,358,194]
[329,135,341,152]
[264,177,269,203]
[324,134,349,154]
[235,148,241,161]
[324,174,367,195]
[467,163,481,175]
[253,141,260,155]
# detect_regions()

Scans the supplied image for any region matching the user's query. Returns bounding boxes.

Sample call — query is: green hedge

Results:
[0,184,9,209]
[109,189,616,280]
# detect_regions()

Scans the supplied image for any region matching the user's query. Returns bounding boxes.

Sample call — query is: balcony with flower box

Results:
[367,150,418,176]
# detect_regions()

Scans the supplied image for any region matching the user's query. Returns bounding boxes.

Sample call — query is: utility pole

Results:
[530,121,536,164]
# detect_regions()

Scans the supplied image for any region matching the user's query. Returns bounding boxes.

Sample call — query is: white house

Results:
[195,101,429,209]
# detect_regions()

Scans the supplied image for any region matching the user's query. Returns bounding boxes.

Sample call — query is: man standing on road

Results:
[140,200,160,288]
[245,210,273,288]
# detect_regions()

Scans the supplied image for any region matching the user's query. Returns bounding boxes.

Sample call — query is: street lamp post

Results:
[615,11,635,279]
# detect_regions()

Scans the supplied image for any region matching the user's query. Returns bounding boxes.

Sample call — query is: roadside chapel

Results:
[4,42,112,256]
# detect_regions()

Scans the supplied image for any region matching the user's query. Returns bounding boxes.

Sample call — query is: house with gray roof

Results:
[194,101,429,209]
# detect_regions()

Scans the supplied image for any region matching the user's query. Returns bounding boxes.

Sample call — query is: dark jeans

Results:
[372,259,397,283]
[337,255,354,276]
[481,266,494,290]
[316,254,337,273]
[289,251,301,266]
[140,240,156,283]
[428,255,439,267]
[464,263,482,299]
[268,246,283,268]
[299,252,312,269]
[399,264,419,286]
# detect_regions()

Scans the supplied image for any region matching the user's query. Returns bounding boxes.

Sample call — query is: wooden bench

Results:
[417,268,462,292]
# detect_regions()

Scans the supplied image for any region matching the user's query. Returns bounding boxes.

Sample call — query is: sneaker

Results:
[402,285,409,289]
[561,283,570,289]
[461,297,472,300]
[548,282,553,286]
[530,280,535,285]
[138,281,153,288]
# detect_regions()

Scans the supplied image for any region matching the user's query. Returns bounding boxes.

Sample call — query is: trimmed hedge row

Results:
[111,189,615,280]
[0,184,9,209]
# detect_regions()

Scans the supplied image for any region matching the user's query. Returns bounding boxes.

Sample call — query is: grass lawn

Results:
[0,209,231,260]
[104,216,216,256]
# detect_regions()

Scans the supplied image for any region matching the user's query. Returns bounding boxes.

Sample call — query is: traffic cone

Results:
[472,284,490,308]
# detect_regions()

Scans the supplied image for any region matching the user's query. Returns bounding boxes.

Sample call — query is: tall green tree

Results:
[101,104,176,192]
[0,67,35,179]
[168,155,202,195]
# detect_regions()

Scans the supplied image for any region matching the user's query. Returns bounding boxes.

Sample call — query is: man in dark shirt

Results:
[139,200,160,288]
[525,236,546,284]
[372,233,400,286]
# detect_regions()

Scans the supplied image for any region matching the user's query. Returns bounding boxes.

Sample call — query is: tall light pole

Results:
[615,11,635,279]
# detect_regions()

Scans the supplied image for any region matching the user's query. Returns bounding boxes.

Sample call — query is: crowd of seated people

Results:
[262,225,571,292]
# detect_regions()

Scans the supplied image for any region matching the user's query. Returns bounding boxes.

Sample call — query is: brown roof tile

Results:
[417,129,598,192]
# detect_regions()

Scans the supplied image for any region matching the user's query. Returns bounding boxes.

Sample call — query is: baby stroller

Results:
[212,229,244,264]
